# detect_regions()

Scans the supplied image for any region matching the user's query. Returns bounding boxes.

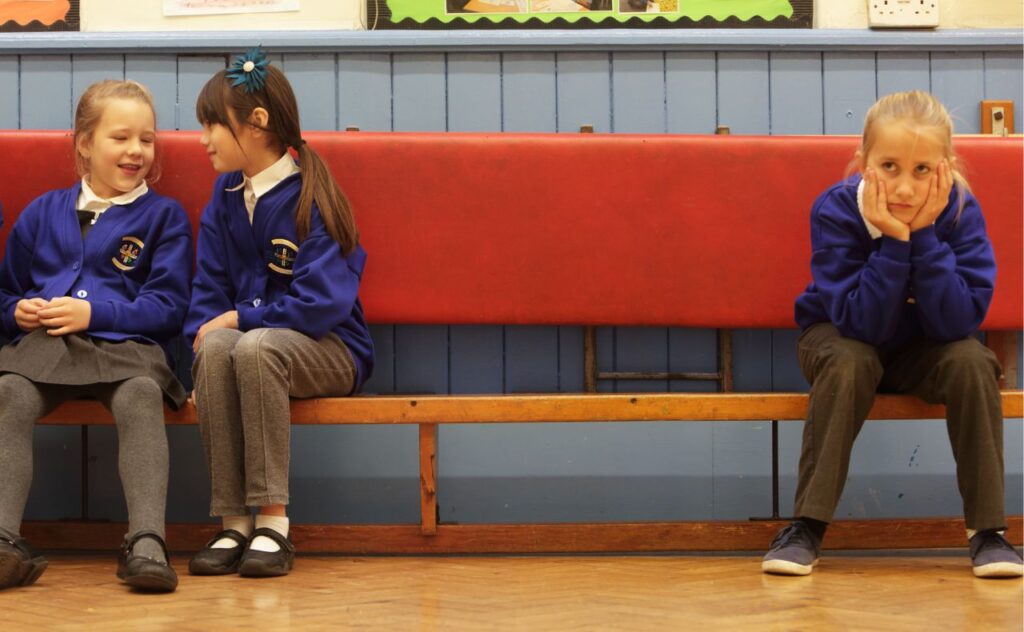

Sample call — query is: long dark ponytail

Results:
[196,64,358,255]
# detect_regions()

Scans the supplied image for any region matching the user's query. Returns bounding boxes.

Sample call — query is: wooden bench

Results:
[1,130,1020,552]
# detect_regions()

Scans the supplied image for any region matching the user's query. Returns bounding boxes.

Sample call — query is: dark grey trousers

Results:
[192,328,357,517]
[793,322,1006,531]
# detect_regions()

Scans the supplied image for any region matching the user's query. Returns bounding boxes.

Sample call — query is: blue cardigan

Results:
[184,171,374,390]
[795,176,996,349]
[0,183,193,345]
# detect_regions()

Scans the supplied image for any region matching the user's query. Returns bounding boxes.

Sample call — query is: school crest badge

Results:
[269,238,299,275]
[112,236,144,271]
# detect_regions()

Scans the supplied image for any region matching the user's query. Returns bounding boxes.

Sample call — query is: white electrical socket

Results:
[868,0,939,29]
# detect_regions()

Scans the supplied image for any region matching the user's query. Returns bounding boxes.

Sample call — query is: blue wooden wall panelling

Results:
[125,55,178,132]
[931,52,985,134]
[876,52,931,96]
[21,55,72,130]
[337,53,392,132]
[557,52,611,134]
[984,52,1024,132]
[665,52,716,134]
[71,55,124,105]
[822,52,877,135]
[282,54,337,132]
[177,56,227,132]
[0,56,17,128]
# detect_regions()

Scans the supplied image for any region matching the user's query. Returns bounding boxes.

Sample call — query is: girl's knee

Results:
[0,373,32,399]
[231,329,289,367]
[196,328,243,360]
[118,376,163,401]
[820,337,883,383]
[0,374,45,423]
[936,339,1001,384]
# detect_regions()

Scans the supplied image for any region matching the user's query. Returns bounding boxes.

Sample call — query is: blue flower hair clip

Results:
[226,46,270,94]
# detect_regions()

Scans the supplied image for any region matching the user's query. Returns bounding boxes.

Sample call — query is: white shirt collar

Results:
[77,177,149,212]
[225,153,301,220]
[856,178,883,240]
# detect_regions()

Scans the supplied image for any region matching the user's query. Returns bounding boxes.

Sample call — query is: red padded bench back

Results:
[1,131,1020,329]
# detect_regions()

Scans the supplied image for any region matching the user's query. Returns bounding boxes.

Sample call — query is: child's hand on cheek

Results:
[14,298,49,332]
[910,159,952,233]
[37,297,92,336]
[863,169,910,242]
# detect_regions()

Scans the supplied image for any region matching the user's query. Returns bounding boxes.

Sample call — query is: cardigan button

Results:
[72,262,80,270]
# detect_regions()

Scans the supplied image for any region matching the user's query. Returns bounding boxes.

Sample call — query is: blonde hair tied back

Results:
[73,79,161,185]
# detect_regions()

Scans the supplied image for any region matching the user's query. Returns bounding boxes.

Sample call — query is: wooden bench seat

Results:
[39,391,1024,425]
[2,130,1021,552]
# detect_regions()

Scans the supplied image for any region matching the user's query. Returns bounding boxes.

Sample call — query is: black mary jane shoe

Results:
[0,533,48,590]
[238,528,295,578]
[117,531,178,593]
[188,529,249,576]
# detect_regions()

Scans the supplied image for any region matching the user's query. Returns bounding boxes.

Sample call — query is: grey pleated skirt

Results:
[0,330,186,409]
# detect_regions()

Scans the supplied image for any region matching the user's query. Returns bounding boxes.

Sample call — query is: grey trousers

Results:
[192,328,357,517]
[0,373,169,538]
[793,323,1006,531]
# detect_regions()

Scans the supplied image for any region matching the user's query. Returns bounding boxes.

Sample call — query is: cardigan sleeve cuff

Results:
[909,225,941,255]
[237,305,267,332]
[878,236,912,262]
[88,301,116,331]
[2,304,18,337]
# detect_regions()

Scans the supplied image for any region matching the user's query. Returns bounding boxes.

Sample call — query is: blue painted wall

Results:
[3,39,1021,528]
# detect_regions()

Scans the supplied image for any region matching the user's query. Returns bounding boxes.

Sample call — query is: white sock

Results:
[967,528,1004,541]
[212,515,253,549]
[250,515,289,553]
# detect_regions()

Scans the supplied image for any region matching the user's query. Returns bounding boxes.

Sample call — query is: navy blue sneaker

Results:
[762,521,821,576]
[970,529,1023,579]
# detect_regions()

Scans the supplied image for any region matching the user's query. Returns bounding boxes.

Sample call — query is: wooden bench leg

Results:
[419,423,438,536]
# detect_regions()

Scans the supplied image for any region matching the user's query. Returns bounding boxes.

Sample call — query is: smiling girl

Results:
[0,80,192,592]
[761,91,1022,579]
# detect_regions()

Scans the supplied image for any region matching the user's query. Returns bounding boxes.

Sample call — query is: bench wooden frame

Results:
[3,130,1020,553]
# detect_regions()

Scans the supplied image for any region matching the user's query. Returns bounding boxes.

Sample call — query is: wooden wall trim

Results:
[23,517,1023,553]
[2,29,1021,55]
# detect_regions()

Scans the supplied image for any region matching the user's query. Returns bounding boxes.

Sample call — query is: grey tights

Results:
[0,373,169,561]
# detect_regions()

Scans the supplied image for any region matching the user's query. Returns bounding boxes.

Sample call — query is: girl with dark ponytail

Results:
[184,47,374,579]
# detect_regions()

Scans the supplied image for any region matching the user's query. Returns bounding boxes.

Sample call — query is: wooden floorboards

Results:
[1,554,1019,631]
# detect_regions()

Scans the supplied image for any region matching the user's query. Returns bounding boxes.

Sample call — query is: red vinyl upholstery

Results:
[1,131,1020,329]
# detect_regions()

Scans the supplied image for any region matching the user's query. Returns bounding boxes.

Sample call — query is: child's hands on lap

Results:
[863,168,910,242]
[193,310,239,353]
[37,297,92,336]
[909,159,952,233]
[14,298,49,332]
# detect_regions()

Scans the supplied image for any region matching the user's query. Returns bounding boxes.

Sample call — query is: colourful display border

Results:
[0,0,79,32]
[369,0,810,29]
